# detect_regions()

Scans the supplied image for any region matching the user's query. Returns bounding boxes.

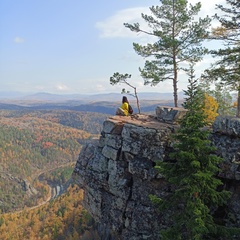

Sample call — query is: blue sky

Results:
[0,0,224,95]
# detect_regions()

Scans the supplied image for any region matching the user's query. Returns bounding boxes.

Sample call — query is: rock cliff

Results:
[73,107,240,240]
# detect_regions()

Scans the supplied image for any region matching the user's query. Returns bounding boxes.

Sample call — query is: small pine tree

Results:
[153,64,237,239]
[110,72,141,113]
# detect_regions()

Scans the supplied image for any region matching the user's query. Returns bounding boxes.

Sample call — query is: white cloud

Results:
[96,1,225,39]
[191,0,225,15]
[95,84,107,92]
[96,7,150,38]
[190,0,226,29]
[56,84,70,91]
[14,37,25,43]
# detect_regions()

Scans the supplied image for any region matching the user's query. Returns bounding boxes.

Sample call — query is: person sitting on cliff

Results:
[116,96,130,116]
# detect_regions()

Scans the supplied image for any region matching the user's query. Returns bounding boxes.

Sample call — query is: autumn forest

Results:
[0,108,108,239]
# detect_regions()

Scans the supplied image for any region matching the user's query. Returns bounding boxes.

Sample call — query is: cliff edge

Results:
[73,107,240,240]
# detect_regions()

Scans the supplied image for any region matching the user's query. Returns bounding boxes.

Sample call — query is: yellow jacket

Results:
[121,102,129,116]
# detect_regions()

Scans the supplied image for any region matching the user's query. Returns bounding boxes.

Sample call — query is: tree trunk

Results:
[134,87,141,114]
[237,88,240,118]
[173,77,178,107]
[172,0,178,108]
[173,59,178,107]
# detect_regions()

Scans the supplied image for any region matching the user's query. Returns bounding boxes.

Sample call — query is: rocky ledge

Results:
[73,108,240,240]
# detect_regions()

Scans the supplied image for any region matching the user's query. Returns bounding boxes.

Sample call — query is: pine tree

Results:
[205,0,240,116]
[212,83,234,116]
[153,64,238,239]
[124,0,211,107]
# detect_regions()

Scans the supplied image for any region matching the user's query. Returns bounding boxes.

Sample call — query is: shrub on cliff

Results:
[152,64,240,239]
[203,93,219,124]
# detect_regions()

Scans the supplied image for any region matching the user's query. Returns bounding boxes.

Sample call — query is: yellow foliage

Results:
[0,185,94,240]
[233,102,237,108]
[211,26,228,37]
[211,26,236,38]
[203,94,219,124]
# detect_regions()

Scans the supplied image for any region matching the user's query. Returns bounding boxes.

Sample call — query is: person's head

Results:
[122,96,128,103]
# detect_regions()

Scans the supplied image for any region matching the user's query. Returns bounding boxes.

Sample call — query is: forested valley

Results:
[0,109,108,239]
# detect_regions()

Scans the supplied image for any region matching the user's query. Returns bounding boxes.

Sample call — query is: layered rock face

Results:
[73,109,240,240]
[211,116,240,180]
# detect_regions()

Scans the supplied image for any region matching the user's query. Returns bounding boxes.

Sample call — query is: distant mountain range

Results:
[0,91,185,102]
[0,91,185,114]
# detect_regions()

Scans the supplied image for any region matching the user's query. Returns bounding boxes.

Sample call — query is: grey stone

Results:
[103,119,124,134]
[156,106,187,123]
[102,145,119,160]
[212,116,240,137]
[72,115,240,240]
[104,134,122,149]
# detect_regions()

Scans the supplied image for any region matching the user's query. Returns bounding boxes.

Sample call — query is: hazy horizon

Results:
[0,90,185,102]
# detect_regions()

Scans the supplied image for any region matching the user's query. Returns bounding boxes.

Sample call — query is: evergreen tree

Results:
[204,0,240,116]
[124,0,211,107]
[152,64,238,239]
